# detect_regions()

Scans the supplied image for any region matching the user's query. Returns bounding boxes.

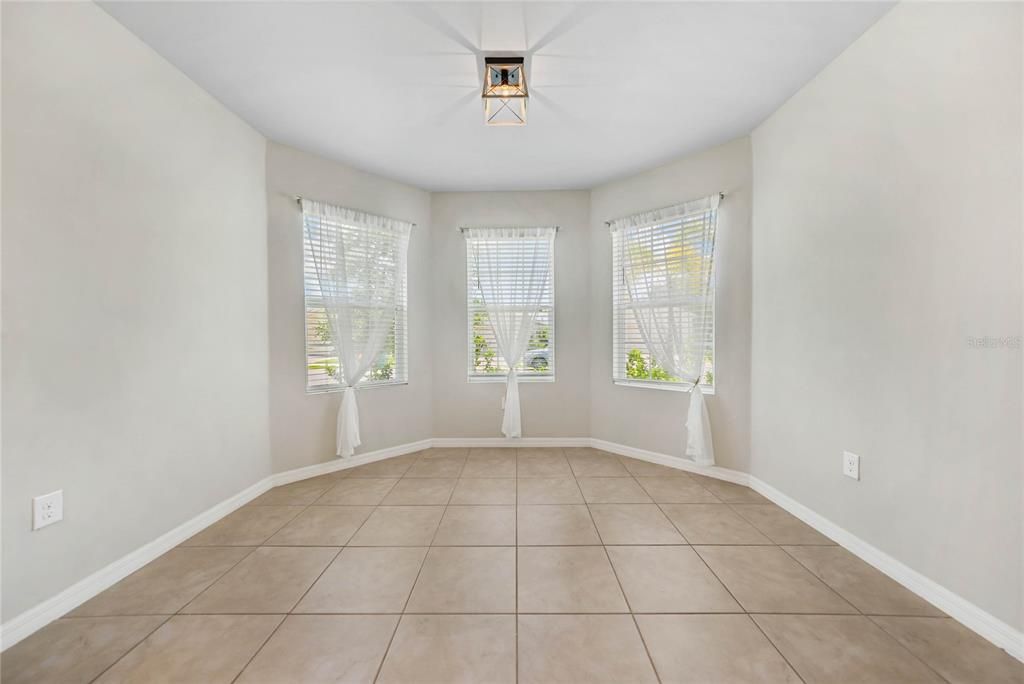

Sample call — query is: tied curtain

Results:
[465,227,556,438]
[302,199,411,458]
[611,194,719,466]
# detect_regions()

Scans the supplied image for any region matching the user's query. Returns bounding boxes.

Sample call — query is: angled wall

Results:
[589,138,754,472]
[266,143,434,473]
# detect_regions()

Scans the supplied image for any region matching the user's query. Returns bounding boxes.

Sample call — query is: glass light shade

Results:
[482,57,527,126]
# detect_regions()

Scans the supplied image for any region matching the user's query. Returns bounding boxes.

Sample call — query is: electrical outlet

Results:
[33,490,63,530]
[842,451,860,481]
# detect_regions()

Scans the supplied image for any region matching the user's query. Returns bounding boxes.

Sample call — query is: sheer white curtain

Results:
[302,199,411,458]
[610,194,719,465]
[465,227,556,438]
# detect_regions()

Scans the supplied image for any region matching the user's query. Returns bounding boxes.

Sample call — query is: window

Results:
[466,227,555,381]
[611,200,717,390]
[303,203,409,392]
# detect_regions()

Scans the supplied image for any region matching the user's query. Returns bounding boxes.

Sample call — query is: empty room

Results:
[2,1,1022,682]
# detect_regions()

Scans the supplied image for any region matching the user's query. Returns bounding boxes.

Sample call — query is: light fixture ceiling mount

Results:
[482,56,527,126]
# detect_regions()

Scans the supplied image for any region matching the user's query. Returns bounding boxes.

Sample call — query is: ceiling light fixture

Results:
[482,57,527,126]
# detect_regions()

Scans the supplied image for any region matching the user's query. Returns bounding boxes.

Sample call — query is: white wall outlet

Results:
[33,490,63,530]
[842,451,860,480]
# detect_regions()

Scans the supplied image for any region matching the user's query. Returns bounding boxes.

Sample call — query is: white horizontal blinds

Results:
[302,202,409,391]
[466,227,555,379]
[611,196,717,386]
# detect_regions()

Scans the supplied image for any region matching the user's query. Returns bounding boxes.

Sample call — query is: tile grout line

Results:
[370,449,446,684]
[628,466,811,684]
[85,614,175,684]
[574,453,663,684]
[48,447,970,684]
[231,466,389,683]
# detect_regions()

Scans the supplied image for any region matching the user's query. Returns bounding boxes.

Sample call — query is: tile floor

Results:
[4,447,1022,683]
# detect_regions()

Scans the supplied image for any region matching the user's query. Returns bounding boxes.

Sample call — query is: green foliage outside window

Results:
[625,348,713,385]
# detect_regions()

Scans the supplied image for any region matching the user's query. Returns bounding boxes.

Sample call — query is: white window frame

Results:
[303,209,409,394]
[611,212,716,394]
[465,229,556,383]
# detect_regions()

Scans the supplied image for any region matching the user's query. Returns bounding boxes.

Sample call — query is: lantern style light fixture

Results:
[482,57,528,126]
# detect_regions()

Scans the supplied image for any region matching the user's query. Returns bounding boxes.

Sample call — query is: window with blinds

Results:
[612,212,715,389]
[466,231,555,381]
[303,211,408,392]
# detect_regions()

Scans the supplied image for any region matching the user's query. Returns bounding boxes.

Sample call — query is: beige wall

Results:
[266,143,433,472]
[751,2,1022,629]
[429,191,592,439]
[589,138,753,472]
[2,2,270,620]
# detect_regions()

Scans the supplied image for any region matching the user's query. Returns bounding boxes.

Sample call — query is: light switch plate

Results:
[33,490,63,530]
[842,451,860,480]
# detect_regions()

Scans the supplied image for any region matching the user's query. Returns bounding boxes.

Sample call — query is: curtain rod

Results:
[294,195,417,228]
[604,191,725,227]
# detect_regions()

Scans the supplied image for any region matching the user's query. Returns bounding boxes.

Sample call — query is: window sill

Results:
[306,381,408,395]
[468,375,555,384]
[613,379,715,395]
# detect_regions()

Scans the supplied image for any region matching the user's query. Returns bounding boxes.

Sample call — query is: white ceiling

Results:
[101,2,891,191]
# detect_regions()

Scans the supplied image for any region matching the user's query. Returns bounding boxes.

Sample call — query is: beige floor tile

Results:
[404,456,465,478]
[517,477,584,504]
[377,615,516,684]
[248,474,343,506]
[661,503,772,544]
[563,447,616,458]
[785,546,944,616]
[433,505,515,545]
[638,614,802,683]
[294,547,427,613]
[577,477,652,503]
[419,447,469,459]
[690,475,769,503]
[1,616,166,684]
[517,546,628,613]
[588,504,685,544]
[517,505,602,545]
[348,506,444,546]
[406,546,516,612]
[265,506,373,546]
[72,547,252,616]
[182,505,303,546]
[517,454,573,477]
[467,447,517,458]
[182,546,337,613]
[754,614,944,683]
[343,455,417,478]
[381,477,456,505]
[236,615,398,684]
[696,546,857,614]
[315,478,398,505]
[449,477,516,504]
[733,504,834,544]
[636,476,720,503]
[460,454,516,477]
[871,616,1024,684]
[517,447,564,459]
[518,614,657,684]
[95,614,283,684]
[618,457,685,477]
[606,545,740,613]
[568,455,631,477]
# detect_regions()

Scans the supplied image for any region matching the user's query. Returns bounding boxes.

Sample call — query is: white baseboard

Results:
[4,435,1021,664]
[0,439,432,652]
[745,476,1024,663]
[431,436,590,448]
